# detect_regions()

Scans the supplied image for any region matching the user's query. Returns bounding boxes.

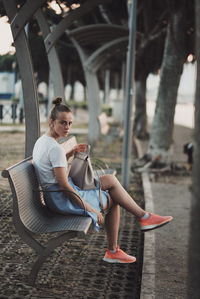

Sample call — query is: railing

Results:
[0,102,48,124]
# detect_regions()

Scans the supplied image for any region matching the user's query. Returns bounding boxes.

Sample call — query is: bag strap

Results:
[33,188,86,211]
[96,181,111,215]
[93,165,106,215]
[95,181,104,214]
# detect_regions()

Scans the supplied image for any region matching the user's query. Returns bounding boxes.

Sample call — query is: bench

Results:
[2,136,116,285]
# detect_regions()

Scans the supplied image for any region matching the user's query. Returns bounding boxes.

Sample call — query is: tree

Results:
[0,54,16,72]
[134,0,167,139]
[147,0,194,162]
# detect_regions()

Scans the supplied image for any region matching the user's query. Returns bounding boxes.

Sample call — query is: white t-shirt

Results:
[33,135,67,188]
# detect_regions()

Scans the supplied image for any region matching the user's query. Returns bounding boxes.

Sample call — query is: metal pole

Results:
[121,0,137,189]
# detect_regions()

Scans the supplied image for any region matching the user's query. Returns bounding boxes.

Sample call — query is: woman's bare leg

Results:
[100,174,145,218]
[100,175,173,255]
[105,204,120,250]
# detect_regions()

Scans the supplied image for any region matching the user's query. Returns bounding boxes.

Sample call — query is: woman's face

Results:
[50,111,73,138]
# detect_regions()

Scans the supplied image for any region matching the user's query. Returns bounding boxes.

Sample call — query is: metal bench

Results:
[2,136,116,285]
[2,157,92,285]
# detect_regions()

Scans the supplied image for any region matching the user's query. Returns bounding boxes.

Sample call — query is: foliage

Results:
[102,104,112,116]
[0,0,195,89]
[65,100,112,116]
[0,0,128,88]
[135,0,195,81]
[67,100,88,110]
[0,54,17,72]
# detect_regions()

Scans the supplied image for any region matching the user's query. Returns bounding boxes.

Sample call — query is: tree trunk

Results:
[133,78,148,139]
[85,71,101,145]
[188,1,200,297]
[70,83,75,100]
[148,6,187,160]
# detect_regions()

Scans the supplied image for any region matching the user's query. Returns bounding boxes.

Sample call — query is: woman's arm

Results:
[53,167,104,224]
[65,143,88,175]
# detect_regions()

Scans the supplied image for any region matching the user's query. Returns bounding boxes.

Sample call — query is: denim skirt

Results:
[43,177,109,231]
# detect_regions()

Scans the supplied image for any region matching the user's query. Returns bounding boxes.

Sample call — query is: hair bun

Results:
[52,97,62,106]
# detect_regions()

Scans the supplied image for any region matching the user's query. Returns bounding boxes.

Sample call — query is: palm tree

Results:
[147,0,194,162]
[134,0,167,139]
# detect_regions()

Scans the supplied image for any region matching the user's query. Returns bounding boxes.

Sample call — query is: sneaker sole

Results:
[141,217,173,232]
[103,257,136,264]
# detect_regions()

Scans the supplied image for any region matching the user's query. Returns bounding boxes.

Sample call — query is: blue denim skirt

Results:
[43,177,109,231]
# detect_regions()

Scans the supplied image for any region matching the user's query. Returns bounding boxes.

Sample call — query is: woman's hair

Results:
[50,97,71,120]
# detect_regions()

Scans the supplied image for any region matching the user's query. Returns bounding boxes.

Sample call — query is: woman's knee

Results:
[100,174,118,190]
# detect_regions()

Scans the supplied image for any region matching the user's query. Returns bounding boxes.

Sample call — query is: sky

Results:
[0,16,15,55]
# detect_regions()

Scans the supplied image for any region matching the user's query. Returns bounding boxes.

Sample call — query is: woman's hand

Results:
[75,143,88,153]
[66,144,87,160]
[96,211,104,226]
[53,169,105,226]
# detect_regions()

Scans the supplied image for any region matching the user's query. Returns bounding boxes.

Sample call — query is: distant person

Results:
[183,142,193,170]
[33,97,173,264]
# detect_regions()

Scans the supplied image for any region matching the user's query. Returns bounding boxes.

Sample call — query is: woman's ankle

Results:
[108,245,118,252]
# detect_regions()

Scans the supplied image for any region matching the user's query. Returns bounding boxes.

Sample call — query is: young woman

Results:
[33,97,173,264]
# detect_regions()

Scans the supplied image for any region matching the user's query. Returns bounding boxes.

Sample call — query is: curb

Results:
[134,138,156,299]
[140,172,155,299]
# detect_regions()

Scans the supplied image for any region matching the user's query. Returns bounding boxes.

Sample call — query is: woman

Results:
[33,97,173,264]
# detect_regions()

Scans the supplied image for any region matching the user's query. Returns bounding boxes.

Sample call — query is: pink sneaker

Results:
[139,213,173,231]
[103,247,136,263]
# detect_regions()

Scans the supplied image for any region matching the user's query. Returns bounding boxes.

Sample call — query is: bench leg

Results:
[28,231,79,285]
[29,254,50,286]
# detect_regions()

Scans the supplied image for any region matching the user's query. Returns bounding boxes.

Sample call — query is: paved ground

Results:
[139,124,193,299]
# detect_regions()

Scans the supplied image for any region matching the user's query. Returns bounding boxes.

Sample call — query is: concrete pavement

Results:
[137,124,192,299]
